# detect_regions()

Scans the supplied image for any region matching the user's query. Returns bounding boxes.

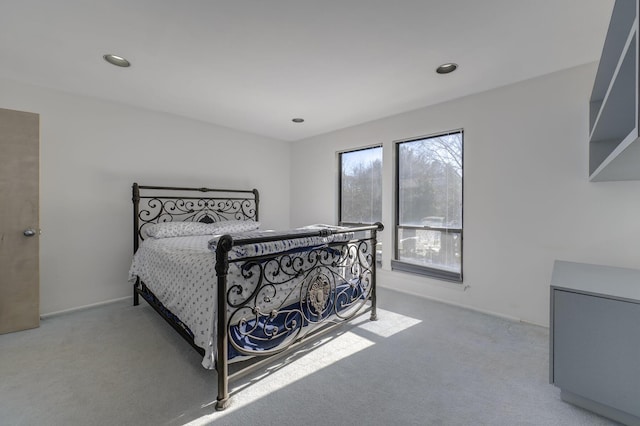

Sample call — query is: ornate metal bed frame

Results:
[132,183,383,410]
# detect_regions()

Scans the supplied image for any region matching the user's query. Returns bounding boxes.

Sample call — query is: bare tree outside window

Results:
[339,146,382,225]
[339,146,383,264]
[394,131,463,281]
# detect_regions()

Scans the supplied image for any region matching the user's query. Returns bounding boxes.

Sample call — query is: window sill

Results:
[390,260,462,283]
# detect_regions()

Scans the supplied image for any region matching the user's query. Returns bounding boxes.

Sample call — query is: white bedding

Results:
[128,226,353,369]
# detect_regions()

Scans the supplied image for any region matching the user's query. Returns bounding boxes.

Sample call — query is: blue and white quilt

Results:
[128,225,352,369]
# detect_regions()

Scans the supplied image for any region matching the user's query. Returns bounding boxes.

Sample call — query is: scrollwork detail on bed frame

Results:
[132,183,259,249]
[224,239,375,354]
[224,239,374,356]
[139,197,256,226]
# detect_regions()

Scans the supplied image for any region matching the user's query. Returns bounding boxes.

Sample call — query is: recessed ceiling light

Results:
[436,63,457,74]
[103,54,131,67]
[292,118,305,123]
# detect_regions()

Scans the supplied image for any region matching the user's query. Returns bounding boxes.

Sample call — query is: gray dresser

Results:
[550,260,640,425]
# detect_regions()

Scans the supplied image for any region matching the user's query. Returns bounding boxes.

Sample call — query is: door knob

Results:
[23,228,36,237]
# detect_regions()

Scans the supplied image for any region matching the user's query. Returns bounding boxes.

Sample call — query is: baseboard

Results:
[560,390,640,426]
[377,283,537,326]
[40,296,132,319]
[40,286,546,328]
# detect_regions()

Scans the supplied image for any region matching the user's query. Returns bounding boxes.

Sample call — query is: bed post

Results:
[132,183,140,306]
[253,189,260,221]
[215,234,233,411]
[370,222,384,321]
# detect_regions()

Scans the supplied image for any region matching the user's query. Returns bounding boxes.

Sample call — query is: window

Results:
[339,146,383,264]
[392,130,463,282]
[338,146,383,225]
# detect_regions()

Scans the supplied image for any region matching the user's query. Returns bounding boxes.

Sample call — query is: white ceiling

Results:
[0,0,614,141]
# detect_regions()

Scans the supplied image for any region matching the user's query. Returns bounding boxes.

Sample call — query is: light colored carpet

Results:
[0,287,620,426]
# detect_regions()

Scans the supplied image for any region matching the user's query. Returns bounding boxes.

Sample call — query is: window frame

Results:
[337,144,383,226]
[391,129,464,282]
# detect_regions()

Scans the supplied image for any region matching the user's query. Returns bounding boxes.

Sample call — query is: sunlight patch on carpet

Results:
[182,308,421,425]
[351,308,422,337]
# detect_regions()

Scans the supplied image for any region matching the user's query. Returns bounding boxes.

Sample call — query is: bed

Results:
[129,183,383,410]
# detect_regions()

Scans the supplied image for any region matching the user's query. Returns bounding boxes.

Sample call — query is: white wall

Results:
[1,78,291,315]
[5,62,640,325]
[290,63,640,326]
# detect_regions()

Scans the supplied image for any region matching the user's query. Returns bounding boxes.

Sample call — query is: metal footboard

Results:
[214,223,382,410]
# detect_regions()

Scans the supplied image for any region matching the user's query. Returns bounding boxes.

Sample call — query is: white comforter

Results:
[129,226,351,368]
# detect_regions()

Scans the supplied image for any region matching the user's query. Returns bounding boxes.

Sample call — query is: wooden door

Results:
[0,108,40,334]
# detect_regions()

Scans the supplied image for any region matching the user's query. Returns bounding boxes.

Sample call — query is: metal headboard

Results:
[132,183,259,253]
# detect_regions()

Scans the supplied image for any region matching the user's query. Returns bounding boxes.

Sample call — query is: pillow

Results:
[144,220,260,238]
[144,222,217,238]
[212,220,260,233]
